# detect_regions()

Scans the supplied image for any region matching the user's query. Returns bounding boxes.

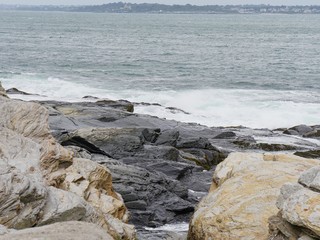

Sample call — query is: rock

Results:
[298,166,320,191]
[94,156,194,227]
[0,82,8,98]
[283,129,300,136]
[214,131,236,139]
[83,95,99,99]
[285,125,314,136]
[295,150,320,159]
[0,97,136,239]
[0,162,47,229]
[96,99,134,113]
[165,106,190,115]
[234,136,298,151]
[268,213,301,240]
[154,130,179,147]
[38,187,88,226]
[277,184,320,237]
[233,136,257,148]
[0,221,113,240]
[36,99,319,236]
[62,128,145,159]
[188,152,319,240]
[5,88,35,96]
[304,130,320,138]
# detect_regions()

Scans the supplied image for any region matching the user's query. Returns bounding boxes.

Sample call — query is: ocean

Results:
[0,11,319,128]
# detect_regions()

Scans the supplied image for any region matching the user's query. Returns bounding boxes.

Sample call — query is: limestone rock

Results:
[298,166,320,191]
[188,152,319,240]
[0,221,113,240]
[0,82,7,98]
[62,157,128,222]
[0,97,136,239]
[0,162,47,229]
[279,185,320,236]
[271,166,320,239]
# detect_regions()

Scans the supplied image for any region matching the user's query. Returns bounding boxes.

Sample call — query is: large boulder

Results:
[0,97,136,239]
[0,221,113,240]
[188,152,319,240]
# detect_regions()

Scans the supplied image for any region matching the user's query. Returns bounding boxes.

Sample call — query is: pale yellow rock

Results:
[0,97,136,239]
[62,157,129,222]
[0,221,113,240]
[0,82,7,98]
[188,152,320,240]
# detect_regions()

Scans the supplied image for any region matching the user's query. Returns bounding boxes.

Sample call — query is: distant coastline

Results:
[1,2,320,14]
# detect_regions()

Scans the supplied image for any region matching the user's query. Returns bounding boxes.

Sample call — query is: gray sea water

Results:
[0,11,319,128]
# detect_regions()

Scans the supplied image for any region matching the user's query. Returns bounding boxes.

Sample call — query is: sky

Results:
[0,0,319,6]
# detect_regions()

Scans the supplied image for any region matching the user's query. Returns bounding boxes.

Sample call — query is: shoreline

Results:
[0,82,320,239]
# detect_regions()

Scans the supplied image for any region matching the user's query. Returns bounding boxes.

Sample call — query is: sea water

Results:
[0,11,319,128]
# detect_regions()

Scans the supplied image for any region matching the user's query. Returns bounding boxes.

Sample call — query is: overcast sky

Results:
[0,0,318,5]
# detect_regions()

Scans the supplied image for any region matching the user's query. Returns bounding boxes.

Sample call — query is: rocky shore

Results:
[1,82,320,239]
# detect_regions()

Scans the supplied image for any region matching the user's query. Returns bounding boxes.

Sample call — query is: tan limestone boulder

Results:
[0,97,136,239]
[188,152,319,240]
[0,221,113,240]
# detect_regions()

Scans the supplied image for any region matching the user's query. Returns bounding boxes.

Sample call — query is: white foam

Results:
[144,222,189,232]
[1,75,319,129]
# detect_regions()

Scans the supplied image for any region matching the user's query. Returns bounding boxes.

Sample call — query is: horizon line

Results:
[1,3,320,7]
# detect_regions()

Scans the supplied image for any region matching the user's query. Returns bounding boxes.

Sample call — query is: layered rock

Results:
[269,166,320,239]
[0,96,135,239]
[188,152,319,240]
[0,221,113,240]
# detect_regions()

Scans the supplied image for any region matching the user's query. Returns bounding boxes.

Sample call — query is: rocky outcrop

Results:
[0,96,135,239]
[0,221,113,240]
[32,99,319,232]
[283,124,320,139]
[188,152,319,240]
[269,166,320,240]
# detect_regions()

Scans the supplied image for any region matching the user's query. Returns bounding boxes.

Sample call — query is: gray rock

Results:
[304,130,320,138]
[298,166,320,192]
[214,131,236,139]
[6,88,35,96]
[38,187,88,226]
[155,130,180,147]
[286,125,314,136]
[294,150,320,159]
[94,156,194,227]
[0,164,47,229]
[276,183,304,210]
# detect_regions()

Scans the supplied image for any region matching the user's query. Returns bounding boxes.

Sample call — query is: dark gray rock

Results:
[154,130,180,147]
[93,156,194,227]
[290,125,314,135]
[6,87,36,95]
[214,132,236,139]
[304,130,320,138]
[294,150,320,159]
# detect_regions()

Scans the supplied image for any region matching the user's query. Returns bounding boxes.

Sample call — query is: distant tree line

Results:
[1,2,320,14]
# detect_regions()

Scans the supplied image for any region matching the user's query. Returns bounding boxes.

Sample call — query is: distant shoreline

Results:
[1,3,320,14]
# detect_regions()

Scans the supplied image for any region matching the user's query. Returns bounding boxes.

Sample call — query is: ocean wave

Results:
[1,75,319,129]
